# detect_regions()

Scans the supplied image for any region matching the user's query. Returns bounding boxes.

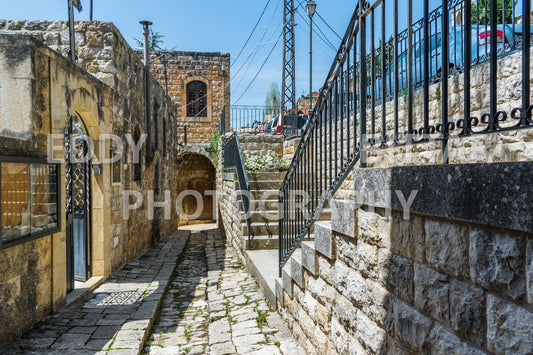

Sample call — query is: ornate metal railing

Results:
[223,132,252,248]
[279,0,532,273]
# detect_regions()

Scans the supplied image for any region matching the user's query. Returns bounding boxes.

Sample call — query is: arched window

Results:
[187,81,207,117]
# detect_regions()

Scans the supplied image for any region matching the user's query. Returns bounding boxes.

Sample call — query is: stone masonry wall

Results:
[150,51,230,143]
[219,173,246,261]
[0,20,181,343]
[239,134,283,159]
[275,162,533,354]
[301,47,533,200]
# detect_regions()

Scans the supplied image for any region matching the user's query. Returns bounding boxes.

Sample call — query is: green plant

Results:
[435,86,441,101]
[244,153,288,172]
[184,326,192,340]
[205,129,221,165]
[274,341,281,347]
[256,311,268,326]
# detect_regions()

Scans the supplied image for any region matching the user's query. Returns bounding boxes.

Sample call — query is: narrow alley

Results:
[0,225,303,355]
[144,225,302,355]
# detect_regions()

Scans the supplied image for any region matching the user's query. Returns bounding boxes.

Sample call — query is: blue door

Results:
[65,114,91,291]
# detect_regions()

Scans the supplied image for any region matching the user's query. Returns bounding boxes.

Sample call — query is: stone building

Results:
[147,51,229,226]
[149,51,230,144]
[0,19,218,344]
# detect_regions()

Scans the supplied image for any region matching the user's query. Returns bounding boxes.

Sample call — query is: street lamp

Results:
[306,0,316,114]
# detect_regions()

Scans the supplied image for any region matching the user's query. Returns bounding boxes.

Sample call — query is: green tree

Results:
[471,0,518,24]
[134,29,165,51]
[265,82,281,117]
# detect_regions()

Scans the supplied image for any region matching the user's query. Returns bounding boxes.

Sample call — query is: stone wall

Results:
[297,47,533,201]
[218,173,246,261]
[239,134,283,159]
[0,20,181,344]
[275,162,533,354]
[149,50,230,143]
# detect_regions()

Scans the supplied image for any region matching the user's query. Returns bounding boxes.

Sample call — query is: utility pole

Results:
[141,20,153,159]
[67,0,82,62]
[281,0,296,132]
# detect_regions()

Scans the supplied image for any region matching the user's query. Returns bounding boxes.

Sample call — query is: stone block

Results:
[356,310,387,355]
[469,227,526,301]
[486,294,533,354]
[301,241,316,275]
[424,219,469,277]
[378,249,414,303]
[331,200,355,238]
[317,254,333,285]
[526,236,533,305]
[358,208,390,248]
[356,240,379,279]
[334,292,357,332]
[413,263,449,325]
[315,221,333,259]
[449,279,486,348]
[290,255,303,289]
[428,324,485,355]
[275,278,283,304]
[333,260,388,328]
[390,211,425,263]
[282,268,293,298]
[392,297,433,352]
[331,318,355,354]
[307,275,335,306]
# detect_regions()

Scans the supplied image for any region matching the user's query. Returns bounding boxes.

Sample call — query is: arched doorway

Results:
[64,113,92,292]
[177,153,216,225]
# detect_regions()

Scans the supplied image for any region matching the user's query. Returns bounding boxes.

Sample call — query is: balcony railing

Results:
[279,0,533,273]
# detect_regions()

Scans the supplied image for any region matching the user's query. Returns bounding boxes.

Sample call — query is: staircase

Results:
[242,172,284,250]
[240,172,331,250]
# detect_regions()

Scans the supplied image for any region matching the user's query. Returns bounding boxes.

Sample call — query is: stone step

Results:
[240,208,332,223]
[248,172,286,182]
[314,220,334,260]
[250,180,283,191]
[243,221,320,238]
[249,235,278,250]
[247,190,280,201]
[248,234,315,250]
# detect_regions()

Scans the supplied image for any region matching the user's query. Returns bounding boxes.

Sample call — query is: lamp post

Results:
[140,20,153,159]
[306,0,316,114]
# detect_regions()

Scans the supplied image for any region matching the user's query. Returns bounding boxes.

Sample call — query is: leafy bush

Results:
[244,153,289,172]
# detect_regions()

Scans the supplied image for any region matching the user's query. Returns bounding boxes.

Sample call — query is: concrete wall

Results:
[0,21,181,344]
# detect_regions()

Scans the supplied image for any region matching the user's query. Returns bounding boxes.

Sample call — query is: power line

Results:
[316,11,342,40]
[232,0,273,68]
[295,7,337,52]
[231,0,282,80]
[234,32,283,104]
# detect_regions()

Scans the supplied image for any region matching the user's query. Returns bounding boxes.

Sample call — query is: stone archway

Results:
[177,153,216,225]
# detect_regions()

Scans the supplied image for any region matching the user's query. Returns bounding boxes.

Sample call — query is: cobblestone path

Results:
[144,226,303,355]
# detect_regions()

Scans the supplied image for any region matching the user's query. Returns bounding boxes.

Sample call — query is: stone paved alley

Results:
[0,225,302,355]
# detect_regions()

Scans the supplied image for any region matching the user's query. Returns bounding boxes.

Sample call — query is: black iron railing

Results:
[223,132,252,248]
[279,0,532,273]
[229,105,307,138]
[230,105,278,134]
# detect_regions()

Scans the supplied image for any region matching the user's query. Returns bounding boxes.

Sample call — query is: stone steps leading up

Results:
[274,200,354,307]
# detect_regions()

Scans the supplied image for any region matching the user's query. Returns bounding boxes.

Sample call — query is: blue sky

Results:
[1,1,525,105]
[0,0,359,105]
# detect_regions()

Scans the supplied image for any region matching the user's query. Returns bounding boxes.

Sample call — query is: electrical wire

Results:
[234,32,283,104]
[316,11,342,40]
[232,0,273,67]
[179,0,283,123]
[295,7,337,52]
